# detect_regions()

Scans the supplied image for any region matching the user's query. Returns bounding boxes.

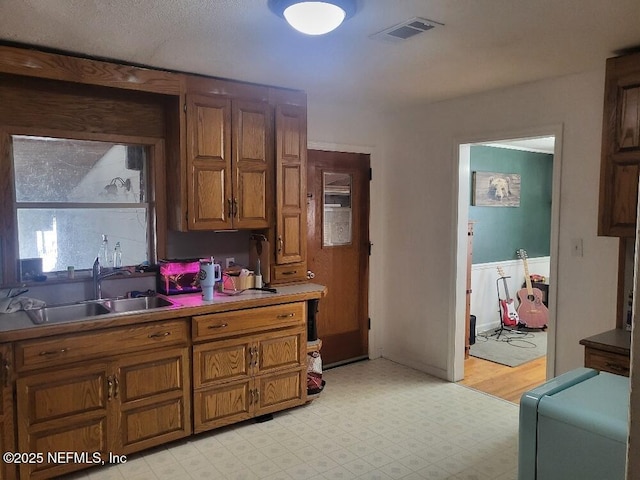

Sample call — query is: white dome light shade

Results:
[283,2,346,35]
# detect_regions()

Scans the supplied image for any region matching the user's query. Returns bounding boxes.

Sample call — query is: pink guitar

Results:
[516,249,548,329]
[497,266,519,327]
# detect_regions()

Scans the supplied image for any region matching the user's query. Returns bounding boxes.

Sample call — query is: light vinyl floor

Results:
[64,358,519,480]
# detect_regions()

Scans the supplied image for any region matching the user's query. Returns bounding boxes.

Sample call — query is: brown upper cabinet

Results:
[598,51,640,237]
[272,103,308,283]
[184,93,272,230]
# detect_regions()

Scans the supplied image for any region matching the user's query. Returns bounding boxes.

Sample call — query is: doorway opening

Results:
[452,127,563,402]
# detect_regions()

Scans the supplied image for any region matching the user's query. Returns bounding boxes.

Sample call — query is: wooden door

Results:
[233,100,272,229]
[186,94,232,230]
[307,150,370,366]
[114,347,191,454]
[0,345,16,480]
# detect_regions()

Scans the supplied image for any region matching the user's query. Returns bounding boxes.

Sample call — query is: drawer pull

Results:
[208,323,229,329]
[277,313,295,319]
[605,362,629,373]
[148,331,171,339]
[39,348,68,356]
[282,270,298,276]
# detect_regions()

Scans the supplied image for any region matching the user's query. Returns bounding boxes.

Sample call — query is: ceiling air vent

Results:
[370,17,443,43]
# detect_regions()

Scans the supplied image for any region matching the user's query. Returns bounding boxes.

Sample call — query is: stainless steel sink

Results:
[27,302,111,325]
[102,296,175,313]
[26,295,177,325]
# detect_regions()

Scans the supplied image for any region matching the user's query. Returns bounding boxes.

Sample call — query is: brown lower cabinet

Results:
[1,344,17,480]
[13,320,191,480]
[4,300,311,479]
[192,302,307,433]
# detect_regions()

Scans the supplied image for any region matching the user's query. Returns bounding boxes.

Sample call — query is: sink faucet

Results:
[92,257,131,299]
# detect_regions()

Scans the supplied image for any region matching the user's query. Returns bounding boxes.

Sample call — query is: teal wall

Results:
[470,146,552,264]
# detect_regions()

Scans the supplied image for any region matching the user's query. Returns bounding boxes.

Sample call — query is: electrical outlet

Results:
[225,257,235,269]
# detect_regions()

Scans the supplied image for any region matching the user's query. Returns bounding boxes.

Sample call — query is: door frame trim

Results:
[308,141,379,360]
[450,124,564,382]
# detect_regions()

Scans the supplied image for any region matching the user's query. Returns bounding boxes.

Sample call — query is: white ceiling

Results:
[0,1,639,110]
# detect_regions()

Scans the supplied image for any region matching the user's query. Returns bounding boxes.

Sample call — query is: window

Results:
[11,135,156,273]
[323,172,353,246]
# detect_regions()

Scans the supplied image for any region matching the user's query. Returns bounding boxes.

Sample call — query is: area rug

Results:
[470,328,547,367]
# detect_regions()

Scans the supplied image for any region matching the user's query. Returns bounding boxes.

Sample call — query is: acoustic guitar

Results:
[497,266,519,327]
[516,249,548,329]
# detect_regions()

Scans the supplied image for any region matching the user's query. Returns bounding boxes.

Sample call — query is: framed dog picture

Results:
[472,171,521,207]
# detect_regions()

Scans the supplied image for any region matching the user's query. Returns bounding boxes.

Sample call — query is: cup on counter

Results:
[199,258,222,301]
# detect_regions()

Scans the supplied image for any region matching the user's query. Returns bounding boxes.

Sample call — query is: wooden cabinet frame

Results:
[0,344,16,480]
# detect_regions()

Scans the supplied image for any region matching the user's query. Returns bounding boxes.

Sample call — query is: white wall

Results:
[308,67,621,380]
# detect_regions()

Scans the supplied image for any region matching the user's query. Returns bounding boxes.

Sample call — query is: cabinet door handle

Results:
[148,331,171,339]
[228,199,233,218]
[282,270,297,276]
[107,376,114,401]
[249,388,254,405]
[39,348,68,356]
[277,313,295,319]
[207,323,228,329]
[233,198,238,218]
[113,375,120,399]
[254,388,260,405]
[278,236,283,253]
[2,357,9,388]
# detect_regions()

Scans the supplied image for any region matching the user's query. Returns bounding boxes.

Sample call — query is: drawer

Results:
[193,302,305,341]
[584,348,630,377]
[271,263,307,283]
[15,319,189,372]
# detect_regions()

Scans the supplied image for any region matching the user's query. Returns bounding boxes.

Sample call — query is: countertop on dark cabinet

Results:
[580,328,631,376]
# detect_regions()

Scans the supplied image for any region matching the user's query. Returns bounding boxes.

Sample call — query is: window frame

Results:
[0,127,166,285]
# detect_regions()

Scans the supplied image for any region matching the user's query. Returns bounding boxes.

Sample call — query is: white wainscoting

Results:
[470,257,550,334]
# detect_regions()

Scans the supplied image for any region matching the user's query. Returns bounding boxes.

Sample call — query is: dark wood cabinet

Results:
[0,344,16,480]
[598,51,640,237]
[580,329,631,376]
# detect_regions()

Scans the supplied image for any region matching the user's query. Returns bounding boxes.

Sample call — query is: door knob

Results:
[307,270,315,279]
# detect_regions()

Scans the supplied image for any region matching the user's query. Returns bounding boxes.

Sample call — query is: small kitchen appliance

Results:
[157,259,202,295]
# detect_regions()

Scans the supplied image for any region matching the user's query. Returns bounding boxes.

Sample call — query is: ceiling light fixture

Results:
[268,0,357,35]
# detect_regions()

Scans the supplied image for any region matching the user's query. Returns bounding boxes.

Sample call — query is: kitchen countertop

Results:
[579,328,631,356]
[0,283,327,342]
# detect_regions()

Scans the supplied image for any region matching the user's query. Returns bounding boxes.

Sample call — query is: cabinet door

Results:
[187,93,233,230]
[113,347,191,454]
[192,337,253,433]
[275,103,307,265]
[254,368,305,417]
[233,100,272,229]
[598,52,640,237]
[0,345,16,480]
[193,378,252,433]
[255,327,305,376]
[16,362,110,480]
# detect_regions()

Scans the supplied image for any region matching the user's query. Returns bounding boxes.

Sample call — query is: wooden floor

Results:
[458,354,547,404]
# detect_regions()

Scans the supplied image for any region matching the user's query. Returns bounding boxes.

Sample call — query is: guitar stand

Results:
[493,276,527,340]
